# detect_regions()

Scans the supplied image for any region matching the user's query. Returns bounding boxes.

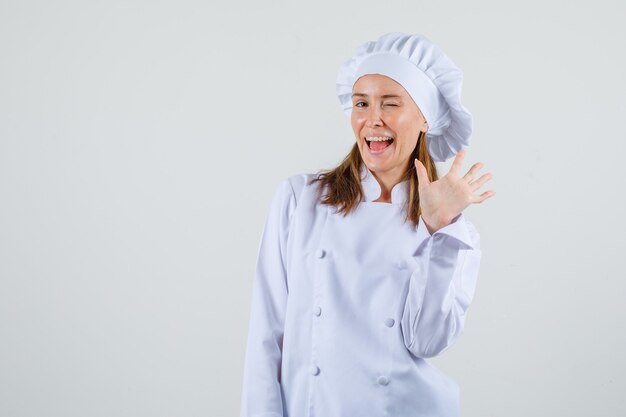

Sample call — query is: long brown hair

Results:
[310,131,438,228]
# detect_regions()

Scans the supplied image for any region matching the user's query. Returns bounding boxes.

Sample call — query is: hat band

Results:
[353,53,447,134]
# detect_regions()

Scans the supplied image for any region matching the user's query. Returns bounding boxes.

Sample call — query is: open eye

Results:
[354,101,367,107]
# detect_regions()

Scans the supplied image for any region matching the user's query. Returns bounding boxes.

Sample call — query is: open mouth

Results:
[365,136,394,152]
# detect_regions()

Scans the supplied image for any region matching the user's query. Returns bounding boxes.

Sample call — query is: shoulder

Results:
[268,172,321,214]
[277,172,323,203]
[288,171,321,192]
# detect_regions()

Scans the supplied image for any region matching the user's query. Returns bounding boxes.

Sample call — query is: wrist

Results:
[421,212,454,234]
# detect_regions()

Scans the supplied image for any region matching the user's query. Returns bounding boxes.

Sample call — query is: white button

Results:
[311,365,320,376]
[395,261,406,270]
[384,318,395,327]
[314,306,322,316]
[315,249,326,258]
[377,375,389,386]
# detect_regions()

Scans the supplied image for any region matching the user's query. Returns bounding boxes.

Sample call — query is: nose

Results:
[365,105,383,127]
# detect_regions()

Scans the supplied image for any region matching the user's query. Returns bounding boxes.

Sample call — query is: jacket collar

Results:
[359,164,409,207]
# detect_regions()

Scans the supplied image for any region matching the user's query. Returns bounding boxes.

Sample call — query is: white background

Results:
[1,0,625,416]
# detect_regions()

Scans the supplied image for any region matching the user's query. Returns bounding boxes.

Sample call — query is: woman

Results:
[240,32,495,417]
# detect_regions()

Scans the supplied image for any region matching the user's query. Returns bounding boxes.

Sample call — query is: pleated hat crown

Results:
[336,32,473,162]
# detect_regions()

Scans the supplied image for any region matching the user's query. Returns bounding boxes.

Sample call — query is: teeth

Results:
[365,136,393,141]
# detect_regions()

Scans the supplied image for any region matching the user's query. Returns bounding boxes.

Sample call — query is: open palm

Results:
[414,149,495,233]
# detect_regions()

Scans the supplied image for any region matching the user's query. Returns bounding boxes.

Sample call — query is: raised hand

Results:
[414,149,495,234]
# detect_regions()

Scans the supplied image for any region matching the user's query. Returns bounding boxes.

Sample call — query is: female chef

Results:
[240,32,495,417]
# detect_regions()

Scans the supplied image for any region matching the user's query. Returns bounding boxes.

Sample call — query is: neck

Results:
[371,169,404,203]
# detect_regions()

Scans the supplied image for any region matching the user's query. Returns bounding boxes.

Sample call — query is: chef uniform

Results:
[240,32,480,417]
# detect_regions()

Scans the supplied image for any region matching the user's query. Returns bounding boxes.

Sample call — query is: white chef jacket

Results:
[240,163,481,417]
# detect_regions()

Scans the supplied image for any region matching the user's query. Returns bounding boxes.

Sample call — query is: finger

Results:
[472,190,496,203]
[463,162,484,183]
[450,149,466,177]
[414,158,430,186]
[469,172,493,191]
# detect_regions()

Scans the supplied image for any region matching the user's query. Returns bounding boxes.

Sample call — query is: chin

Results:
[362,160,388,174]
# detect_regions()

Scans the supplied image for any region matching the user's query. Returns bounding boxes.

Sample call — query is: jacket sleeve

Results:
[400,212,482,359]
[240,179,296,417]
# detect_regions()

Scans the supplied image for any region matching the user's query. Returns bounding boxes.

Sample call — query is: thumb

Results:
[414,158,430,187]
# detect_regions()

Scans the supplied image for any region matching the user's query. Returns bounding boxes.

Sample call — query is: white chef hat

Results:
[336,32,473,162]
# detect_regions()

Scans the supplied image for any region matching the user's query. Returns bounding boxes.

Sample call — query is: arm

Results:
[240,179,296,417]
[400,212,481,358]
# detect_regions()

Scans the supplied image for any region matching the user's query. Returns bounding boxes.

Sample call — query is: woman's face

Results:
[351,74,427,181]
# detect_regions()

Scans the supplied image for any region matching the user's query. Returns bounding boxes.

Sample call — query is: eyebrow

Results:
[351,93,403,99]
